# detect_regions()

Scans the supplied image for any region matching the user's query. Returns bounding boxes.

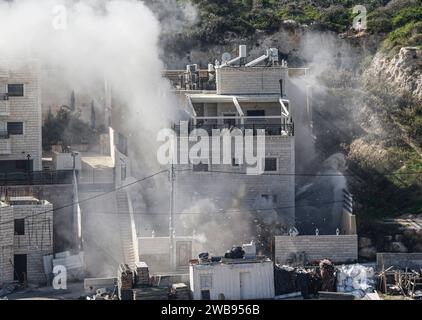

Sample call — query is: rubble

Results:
[170,283,190,300]
[337,264,376,299]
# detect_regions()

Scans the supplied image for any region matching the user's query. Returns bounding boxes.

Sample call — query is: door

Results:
[176,241,192,268]
[240,272,252,300]
[14,254,27,283]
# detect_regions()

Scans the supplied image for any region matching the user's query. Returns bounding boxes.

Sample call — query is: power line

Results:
[46,200,345,216]
[0,169,168,227]
[1,165,419,227]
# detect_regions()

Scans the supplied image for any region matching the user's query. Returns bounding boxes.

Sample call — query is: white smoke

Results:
[0,0,178,136]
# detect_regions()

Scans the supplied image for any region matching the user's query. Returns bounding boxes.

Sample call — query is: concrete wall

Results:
[174,135,295,228]
[216,67,288,95]
[0,64,42,171]
[274,234,358,264]
[376,253,422,271]
[1,185,75,252]
[0,200,53,285]
[52,152,82,171]
[0,203,14,284]
[138,236,201,272]
[13,201,53,284]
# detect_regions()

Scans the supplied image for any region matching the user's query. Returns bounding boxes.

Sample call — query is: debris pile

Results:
[134,262,150,286]
[319,260,336,292]
[170,283,190,300]
[132,286,168,300]
[337,264,376,298]
[378,267,422,298]
[117,263,135,300]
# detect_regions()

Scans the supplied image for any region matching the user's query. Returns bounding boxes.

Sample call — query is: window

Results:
[261,194,277,204]
[200,274,212,289]
[14,219,25,235]
[7,122,23,135]
[264,158,277,172]
[193,163,209,172]
[7,84,24,97]
[246,110,265,117]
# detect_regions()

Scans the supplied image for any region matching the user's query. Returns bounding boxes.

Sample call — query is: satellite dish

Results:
[222,52,232,63]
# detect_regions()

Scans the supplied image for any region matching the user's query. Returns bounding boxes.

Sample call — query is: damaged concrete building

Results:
[0,197,53,285]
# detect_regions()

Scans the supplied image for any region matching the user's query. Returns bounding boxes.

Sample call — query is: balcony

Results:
[173,122,294,136]
[0,133,11,154]
[0,93,10,116]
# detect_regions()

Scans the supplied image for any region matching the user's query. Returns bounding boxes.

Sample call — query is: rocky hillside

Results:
[156,1,422,237]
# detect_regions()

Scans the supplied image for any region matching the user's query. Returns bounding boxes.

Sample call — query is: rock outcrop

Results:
[367,47,422,101]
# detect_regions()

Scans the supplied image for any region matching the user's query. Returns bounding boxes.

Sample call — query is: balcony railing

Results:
[173,122,294,136]
[0,170,74,186]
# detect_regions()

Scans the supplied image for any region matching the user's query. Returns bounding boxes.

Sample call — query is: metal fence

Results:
[0,170,74,186]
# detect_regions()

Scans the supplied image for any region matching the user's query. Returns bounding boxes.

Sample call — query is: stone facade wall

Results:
[274,235,358,264]
[0,200,53,285]
[0,204,14,284]
[0,64,42,170]
[216,66,288,95]
[174,135,295,227]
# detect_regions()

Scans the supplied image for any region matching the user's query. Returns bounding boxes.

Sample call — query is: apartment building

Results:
[0,197,53,285]
[0,63,42,173]
[172,46,296,232]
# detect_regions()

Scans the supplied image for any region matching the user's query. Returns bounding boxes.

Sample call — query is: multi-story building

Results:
[172,46,295,236]
[0,63,42,173]
[0,196,53,285]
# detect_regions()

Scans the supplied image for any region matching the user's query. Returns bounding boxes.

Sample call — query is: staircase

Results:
[116,190,137,269]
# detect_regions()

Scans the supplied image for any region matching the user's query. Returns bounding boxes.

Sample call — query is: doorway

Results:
[13,254,27,283]
[239,272,252,300]
[176,241,192,268]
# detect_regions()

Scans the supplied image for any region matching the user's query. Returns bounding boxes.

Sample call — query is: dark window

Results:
[14,219,25,235]
[7,84,24,97]
[232,158,239,167]
[193,163,208,172]
[201,290,211,300]
[13,254,27,282]
[264,158,277,172]
[247,110,265,117]
[7,122,23,135]
[261,194,277,204]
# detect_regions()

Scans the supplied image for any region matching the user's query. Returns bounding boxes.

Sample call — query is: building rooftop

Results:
[191,256,272,267]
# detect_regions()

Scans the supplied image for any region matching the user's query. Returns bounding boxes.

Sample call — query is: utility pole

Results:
[169,163,176,271]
